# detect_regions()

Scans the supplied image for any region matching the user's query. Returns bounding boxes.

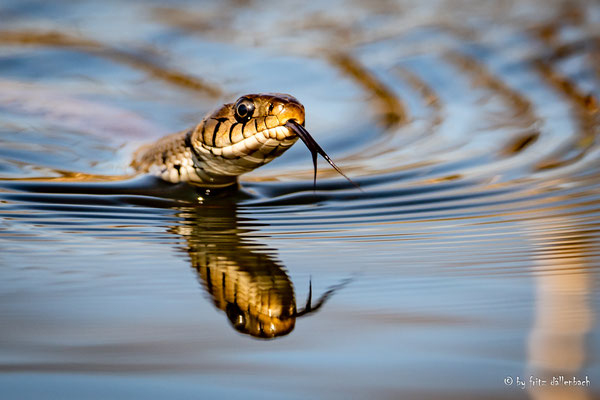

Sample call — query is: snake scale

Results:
[132,93,357,189]
[133,94,356,338]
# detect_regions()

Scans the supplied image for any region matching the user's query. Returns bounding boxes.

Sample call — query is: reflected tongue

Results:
[284,120,360,190]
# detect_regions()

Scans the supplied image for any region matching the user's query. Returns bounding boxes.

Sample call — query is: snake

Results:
[174,204,350,339]
[131,93,358,189]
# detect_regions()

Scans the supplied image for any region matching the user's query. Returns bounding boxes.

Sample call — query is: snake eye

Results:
[226,303,247,331]
[234,97,255,123]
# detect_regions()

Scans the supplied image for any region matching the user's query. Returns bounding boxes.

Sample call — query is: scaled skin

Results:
[132,93,304,188]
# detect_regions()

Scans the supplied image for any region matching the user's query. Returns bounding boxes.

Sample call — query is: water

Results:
[1,0,599,399]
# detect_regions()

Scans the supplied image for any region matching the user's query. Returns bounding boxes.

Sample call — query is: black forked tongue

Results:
[295,276,354,317]
[284,120,361,191]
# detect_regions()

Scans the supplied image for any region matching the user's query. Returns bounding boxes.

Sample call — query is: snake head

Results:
[190,93,358,188]
[134,93,357,188]
[189,93,304,177]
[225,299,297,339]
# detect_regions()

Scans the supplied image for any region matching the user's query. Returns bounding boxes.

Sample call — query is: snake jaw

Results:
[284,120,361,190]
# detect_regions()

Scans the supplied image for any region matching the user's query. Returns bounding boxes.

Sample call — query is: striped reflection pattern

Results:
[171,204,296,339]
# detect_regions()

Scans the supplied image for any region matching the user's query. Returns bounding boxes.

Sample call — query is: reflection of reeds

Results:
[527,217,594,400]
[445,52,541,157]
[0,30,222,97]
[532,60,598,112]
[530,14,599,171]
[328,52,406,128]
[501,132,540,156]
[151,7,231,36]
[531,67,597,171]
[446,52,536,121]
[0,170,135,182]
[395,66,441,125]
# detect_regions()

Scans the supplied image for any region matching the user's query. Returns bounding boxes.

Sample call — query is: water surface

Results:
[0,1,599,399]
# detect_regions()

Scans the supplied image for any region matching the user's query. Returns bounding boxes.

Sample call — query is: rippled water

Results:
[1,1,599,399]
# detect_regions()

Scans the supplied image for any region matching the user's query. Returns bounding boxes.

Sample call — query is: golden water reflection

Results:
[527,216,595,399]
[170,202,348,339]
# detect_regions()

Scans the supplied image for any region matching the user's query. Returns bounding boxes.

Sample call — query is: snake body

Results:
[132,93,304,187]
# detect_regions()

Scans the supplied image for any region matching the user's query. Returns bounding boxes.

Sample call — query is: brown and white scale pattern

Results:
[131,93,303,187]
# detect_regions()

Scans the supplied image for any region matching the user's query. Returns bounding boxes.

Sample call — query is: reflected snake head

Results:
[190,239,299,339]
[225,300,296,339]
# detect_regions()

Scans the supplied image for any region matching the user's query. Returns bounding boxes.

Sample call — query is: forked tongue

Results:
[284,120,361,190]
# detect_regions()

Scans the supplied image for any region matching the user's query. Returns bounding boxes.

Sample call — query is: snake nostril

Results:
[278,105,305,126]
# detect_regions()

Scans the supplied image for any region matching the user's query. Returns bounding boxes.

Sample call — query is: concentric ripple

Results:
[0,1,598,399]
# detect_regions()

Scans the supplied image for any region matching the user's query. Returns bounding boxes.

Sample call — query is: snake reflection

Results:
[169,199,347,339]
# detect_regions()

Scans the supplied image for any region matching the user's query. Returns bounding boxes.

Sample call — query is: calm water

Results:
[1,1,599,399]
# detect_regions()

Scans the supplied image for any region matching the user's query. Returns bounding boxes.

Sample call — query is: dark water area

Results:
[1,1,599,399]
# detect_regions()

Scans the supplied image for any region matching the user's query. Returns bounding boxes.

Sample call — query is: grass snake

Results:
[132,93,358,189]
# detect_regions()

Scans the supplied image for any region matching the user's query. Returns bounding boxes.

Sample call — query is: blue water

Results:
[0,1,599,399]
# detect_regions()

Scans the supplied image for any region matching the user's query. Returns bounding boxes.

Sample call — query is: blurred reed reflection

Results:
[169,200,346,339]
[527,215,595,400]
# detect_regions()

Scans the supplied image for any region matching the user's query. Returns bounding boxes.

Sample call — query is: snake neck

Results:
[131,126,240,188]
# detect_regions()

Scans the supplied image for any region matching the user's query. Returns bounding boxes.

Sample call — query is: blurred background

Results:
[0,1,599,399]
